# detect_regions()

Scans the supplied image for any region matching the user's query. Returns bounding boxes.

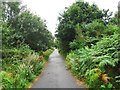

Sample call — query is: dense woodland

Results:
[55,1,120,89]
[0,2,54,88]
[0,0,120,89]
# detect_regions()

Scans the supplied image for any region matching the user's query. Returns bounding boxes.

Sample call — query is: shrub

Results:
[1,46,53,89]
[66,33,119,88]
[43,49,54,61]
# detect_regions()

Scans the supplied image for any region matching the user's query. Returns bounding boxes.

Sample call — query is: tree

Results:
[1,2,54,51]
[102,9,113,25]
[56,1,103,53]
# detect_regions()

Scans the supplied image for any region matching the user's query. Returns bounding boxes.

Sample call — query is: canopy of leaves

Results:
[1,2,54,51]
[55,1,103,52]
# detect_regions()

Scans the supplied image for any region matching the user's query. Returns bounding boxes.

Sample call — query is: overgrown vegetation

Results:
[56,0,120,89]
[1,46,53,88]
[1,1,54,89]
[66,33,119,89]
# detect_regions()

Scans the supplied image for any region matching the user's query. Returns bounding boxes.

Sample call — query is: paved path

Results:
[31,49,84,88]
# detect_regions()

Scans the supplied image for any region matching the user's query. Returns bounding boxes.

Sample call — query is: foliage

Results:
[56,1,104,52]
[69,24,85,50]
[0,71,15,88]
[55,0,119,89]
[14,10,54,51]
[1,2,54,51]
[1,46,53,89]
[102,9,113,25]
[1,2,22,23]
[66,33,119,88]
[43,49,54,61]
[1,1,54,89]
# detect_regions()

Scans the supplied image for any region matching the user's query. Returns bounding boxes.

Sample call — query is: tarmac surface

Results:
[31,49,84,88]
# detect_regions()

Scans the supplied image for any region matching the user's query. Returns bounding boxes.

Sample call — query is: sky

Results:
[21,0,120,36]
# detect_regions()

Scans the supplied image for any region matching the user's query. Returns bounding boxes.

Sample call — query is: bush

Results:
[66,33,119,88]
[0,71,15,88]
[43,49,54,61]
[1,46,53,89]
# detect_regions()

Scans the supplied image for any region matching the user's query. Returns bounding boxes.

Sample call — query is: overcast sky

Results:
[21,0,119,36]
